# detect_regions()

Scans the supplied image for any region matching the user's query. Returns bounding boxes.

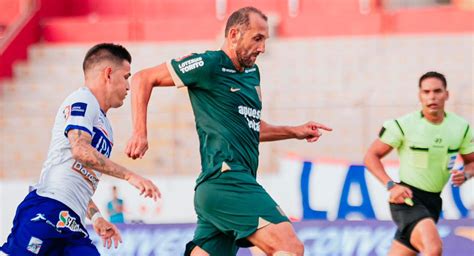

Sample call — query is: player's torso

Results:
[37,88,113,220]
[400,112,467,170]
[397,112,469,192]
[179,51,262,179]
[64,109,113,190]
[191,51,262,133]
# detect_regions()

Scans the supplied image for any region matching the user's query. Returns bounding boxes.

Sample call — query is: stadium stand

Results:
[0,2,473,256]
[0,34,472,178]
[0,0,473,179]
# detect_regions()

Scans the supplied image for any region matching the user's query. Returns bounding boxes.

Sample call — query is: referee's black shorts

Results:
[389,182,442,252]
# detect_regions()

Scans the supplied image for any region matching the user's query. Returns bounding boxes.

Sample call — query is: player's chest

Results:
[212,70,262,107]
[91,114,113,158]
[405,124,463,153]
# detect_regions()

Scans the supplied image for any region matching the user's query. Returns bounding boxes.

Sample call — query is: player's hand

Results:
[92,217,122,249]
[126,172,161,201]
[294,121,332,142]
[450,170,467,187]
[125,133,148,159]
[389,184,413,204]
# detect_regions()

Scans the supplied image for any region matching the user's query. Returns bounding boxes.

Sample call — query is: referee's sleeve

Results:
[459,125,474,155]
[379,120,403,149]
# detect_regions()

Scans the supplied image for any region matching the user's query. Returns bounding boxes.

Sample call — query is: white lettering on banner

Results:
[89,228,195,256]
[86,224,458,256]
[2,159,472,236]
[178,57,204,73]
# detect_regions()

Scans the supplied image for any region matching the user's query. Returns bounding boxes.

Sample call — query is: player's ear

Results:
[229,27,240,45]
[104,67,113,81]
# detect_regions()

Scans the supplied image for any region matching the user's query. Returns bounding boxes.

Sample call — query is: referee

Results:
[364,71,474,256]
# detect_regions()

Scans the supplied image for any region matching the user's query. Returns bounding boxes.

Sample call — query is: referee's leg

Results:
[410,218,442,256]
[387,240,417,256]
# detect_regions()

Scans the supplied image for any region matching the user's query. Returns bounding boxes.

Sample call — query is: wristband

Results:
[91,212,103,223]
[386,180,396,191]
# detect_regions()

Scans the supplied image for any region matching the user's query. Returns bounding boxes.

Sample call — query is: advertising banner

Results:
[87,219,474,256]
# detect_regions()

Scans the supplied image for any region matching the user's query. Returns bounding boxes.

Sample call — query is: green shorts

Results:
[189,171,289,255]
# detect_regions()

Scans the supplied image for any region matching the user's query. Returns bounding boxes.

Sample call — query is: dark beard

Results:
[236,49,255,68]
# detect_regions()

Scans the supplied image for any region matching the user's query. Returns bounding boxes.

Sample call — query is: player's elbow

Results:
[131,71,144,88]
[363,151,375,168]
[70,143,87,163]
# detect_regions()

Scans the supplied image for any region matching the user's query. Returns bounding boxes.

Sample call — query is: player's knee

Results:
[293,239,304,255]
[270,239,304,256]
[423,241,442,256]
[185,242,209,256]
[273,251,295,256]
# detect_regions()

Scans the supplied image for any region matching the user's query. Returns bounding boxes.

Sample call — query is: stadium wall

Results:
[1,158,473,255]
[1,158,473,236]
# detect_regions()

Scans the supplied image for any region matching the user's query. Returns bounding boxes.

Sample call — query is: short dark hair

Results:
[419,71,447,88]
[82,43,131,72]
[224,7,267,37]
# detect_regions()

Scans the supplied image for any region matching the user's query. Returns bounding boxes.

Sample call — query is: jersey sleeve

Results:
[378,119,404,148]
[166,52,215,89]
[460,125,474,155]
[63,92,98,137]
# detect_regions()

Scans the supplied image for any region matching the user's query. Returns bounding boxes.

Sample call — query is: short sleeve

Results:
[460,125,474,155]
[63,92,98,137]
[378,119,404,149]
[166,52,215,89]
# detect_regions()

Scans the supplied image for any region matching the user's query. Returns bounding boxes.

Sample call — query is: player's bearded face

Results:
[235,36,259,68]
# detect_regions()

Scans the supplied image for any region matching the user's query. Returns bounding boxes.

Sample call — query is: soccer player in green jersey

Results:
[364,71,474,256]
[125,6,331,256]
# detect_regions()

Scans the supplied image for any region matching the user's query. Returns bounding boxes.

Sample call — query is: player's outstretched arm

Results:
[259,120,332,142]
[364,139,412,204]
[125,63,175,160]
[87,200,122,249]
[68,129,161,201]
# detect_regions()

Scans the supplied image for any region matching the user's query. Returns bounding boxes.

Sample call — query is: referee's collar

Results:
[420,111,446,118]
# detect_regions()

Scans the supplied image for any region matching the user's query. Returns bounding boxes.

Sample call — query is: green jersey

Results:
[167,50,262,185]
[379,111,474,192]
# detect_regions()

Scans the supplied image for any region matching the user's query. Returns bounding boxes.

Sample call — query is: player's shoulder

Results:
[63,87,100,111]
[66,87,94,100]
[383,112,415,126]
[381,112,419,134]
[395,111,422,125]
[175,50,221,63]
[445,111,470,127]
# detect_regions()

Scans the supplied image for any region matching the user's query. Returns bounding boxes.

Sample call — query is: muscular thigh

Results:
[194,171,289,248]
[1,191,94,255]
[191,217,239,256]
[246,221,298,252]
[410,218,441,252]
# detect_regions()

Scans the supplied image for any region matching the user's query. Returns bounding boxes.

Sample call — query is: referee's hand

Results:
[450,170,466,187]
[389,184,413,204]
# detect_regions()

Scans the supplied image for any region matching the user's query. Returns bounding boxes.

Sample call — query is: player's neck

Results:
[422,109,445,124]
[222,44,243,72]
[86,82,109,113]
